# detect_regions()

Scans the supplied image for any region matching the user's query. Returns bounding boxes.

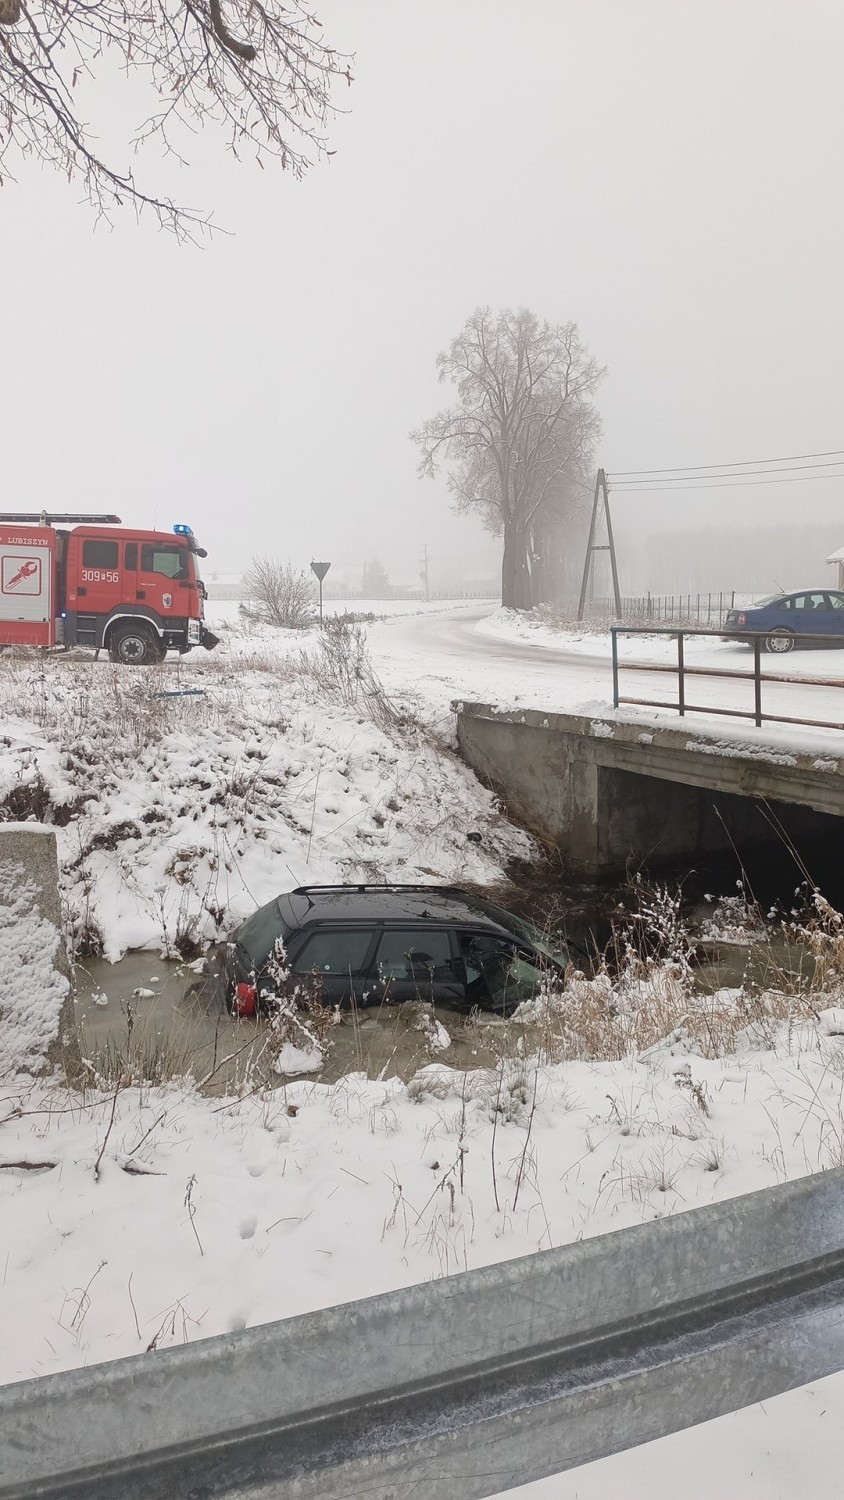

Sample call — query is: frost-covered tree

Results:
[362,557,390,599]
[0,0,352,236]
[242,557,314,628]
[412,307,603,610]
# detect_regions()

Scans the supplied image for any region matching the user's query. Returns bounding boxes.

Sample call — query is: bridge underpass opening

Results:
[599,765,844,900]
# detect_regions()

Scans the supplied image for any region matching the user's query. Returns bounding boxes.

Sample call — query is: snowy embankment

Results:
[0,621,533,962]
[3,1008,844,1495]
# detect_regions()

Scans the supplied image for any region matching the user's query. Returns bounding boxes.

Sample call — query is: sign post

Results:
[310,561,331,624]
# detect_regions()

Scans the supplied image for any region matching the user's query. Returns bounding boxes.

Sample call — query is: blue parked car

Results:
[723,590,844,653]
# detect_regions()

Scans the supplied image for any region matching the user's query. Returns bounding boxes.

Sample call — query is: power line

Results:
[610,457,844,487]
[608,447,844,479]
[607,470,844,494]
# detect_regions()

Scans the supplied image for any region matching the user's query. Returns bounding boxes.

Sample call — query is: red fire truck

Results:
[0,513,219,664]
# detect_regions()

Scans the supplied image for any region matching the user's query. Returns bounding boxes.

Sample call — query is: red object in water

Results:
[235,982,257,1018]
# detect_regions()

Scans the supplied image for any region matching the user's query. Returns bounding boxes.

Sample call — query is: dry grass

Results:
[294,619,420,734]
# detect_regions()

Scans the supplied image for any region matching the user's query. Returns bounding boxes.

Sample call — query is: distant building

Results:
[205,572,245,601]
[826,546,844,590]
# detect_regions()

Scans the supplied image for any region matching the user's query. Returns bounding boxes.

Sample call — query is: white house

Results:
[827,546,844,590]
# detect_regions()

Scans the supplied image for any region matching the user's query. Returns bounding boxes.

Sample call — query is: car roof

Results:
[758,589,842,600]
[279,884,521,933]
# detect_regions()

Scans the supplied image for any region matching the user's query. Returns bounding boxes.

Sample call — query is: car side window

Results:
[781,596,796,610]
[291,930,374,975]
[374,929,453,981]
[826,594,844,611]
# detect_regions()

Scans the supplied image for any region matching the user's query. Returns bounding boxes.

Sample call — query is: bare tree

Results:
[242,557,314,628]
[0,0,352,237]
[412,307,603,610]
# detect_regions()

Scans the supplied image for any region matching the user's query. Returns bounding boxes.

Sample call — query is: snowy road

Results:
[372,606,844,751]
[372,606,614,720]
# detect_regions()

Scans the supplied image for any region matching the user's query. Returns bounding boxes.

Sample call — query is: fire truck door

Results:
[75,537,123,617]
[138,542,190,620]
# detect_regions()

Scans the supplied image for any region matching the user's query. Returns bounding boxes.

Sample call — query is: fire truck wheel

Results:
[108,622,167,666]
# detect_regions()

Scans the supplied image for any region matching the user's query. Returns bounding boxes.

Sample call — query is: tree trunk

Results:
[502,525,533,611]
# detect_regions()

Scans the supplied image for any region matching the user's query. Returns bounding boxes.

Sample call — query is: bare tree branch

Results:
[0,0,353,236]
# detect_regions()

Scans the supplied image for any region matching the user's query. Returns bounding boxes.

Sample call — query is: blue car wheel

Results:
[764,628,795,654]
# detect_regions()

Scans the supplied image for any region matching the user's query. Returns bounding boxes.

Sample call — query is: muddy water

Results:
[74,952,511,1092]
[75,840,824,1092]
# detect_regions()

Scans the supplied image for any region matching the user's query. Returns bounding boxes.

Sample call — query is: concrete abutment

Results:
[455,702,844,877]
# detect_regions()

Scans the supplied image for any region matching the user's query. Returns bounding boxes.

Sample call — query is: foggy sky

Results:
[2,1,843,590]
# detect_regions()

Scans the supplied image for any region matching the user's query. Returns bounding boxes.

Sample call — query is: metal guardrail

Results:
[2,1170,844,1499]
[611,625,844,731]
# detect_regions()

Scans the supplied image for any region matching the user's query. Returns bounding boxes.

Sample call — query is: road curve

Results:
[371,607,844,747]
[370,607,611,720]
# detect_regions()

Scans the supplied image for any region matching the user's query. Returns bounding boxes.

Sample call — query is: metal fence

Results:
[3,1169,844,1499]
[611,624,844,732]
[588,591,737,626]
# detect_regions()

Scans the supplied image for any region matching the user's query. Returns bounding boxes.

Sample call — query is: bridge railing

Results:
[611,625,844,732]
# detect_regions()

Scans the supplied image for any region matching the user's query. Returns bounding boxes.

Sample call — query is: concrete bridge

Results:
[455,701,844,876]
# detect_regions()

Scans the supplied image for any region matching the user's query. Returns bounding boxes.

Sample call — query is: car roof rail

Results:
[290,883,471,898]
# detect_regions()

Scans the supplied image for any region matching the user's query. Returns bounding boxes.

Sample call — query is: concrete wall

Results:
[0,825,77,1075]
[455,703,844,876]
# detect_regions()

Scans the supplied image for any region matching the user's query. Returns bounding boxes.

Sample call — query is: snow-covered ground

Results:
[3,1004,844,1494]
[0,617,533,962]
[4,604,844,1498]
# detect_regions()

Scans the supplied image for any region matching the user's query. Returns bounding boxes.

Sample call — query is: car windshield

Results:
[235,899,292,965]
[479,901,569,967]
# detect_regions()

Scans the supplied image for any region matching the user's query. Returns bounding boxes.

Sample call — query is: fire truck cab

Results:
[0,513,219,664]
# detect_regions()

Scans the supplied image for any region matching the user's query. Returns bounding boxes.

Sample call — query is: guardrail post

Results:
[677,630,685,715]
[611,626,619,708]
[753,635,762,727]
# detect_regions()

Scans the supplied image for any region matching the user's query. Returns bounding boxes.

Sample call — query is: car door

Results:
[457,931,543,1015]
[789,592,829,641]
[368,927,465,1006]
[822,592,844,641]
[287,927,378,1007]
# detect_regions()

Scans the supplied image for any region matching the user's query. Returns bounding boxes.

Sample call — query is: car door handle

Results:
[77,587,87,597]
[136,591,146,601]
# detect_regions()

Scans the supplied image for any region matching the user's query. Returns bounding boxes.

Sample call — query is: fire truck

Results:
[0,513,219,664]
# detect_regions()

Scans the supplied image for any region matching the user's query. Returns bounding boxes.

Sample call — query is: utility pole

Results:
[577,468,622,621]
[420,544,430,602]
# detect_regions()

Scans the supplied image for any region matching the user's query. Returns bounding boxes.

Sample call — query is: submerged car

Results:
[224,884,570,1018]
[723,590,844,653]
